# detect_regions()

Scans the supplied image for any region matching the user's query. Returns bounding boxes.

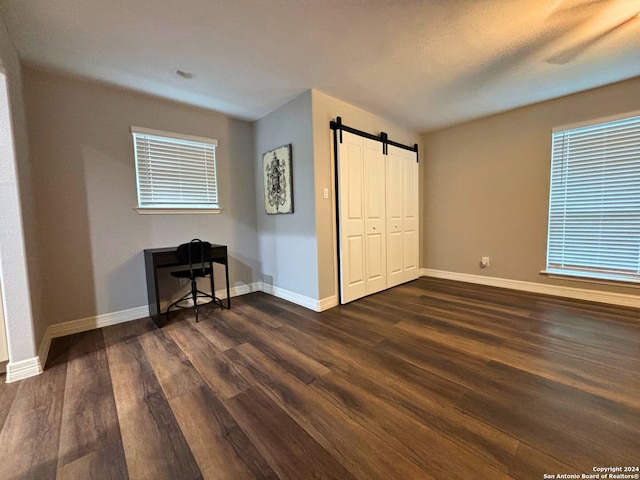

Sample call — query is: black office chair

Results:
[165,239,223,322]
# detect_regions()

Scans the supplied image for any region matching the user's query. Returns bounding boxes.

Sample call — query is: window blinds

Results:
[132,126,218,209]
[547,113,640,283]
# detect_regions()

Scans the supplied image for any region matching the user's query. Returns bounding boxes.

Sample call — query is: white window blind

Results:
[546,113,640,283]
[132,126,219,209]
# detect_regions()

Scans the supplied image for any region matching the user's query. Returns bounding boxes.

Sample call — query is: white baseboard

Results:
[259,282,317,311]
[258,282,337,312]
[318,294,339,311]
[227,282,263,298]
[6,356,43,383]
[421,268,640,309]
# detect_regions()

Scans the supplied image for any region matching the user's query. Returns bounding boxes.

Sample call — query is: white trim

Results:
[227,282,263,298]
[421,269,640,309]
[259,283,318,311]
[47,305,149,339]
[258,282,337,312]
[130,125,218,146]
[134,207,222,215]
[6,356,43,383]
[540,270,640,288]
[552,109,640,133]
[317,295,339,312]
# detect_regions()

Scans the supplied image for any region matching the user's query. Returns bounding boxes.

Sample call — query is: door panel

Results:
[338,132,386,303]
[403,229,418,271]
[347,236,365,286]
[363,140,386,294]
[366,233,384,280]
[347,145,363,220]
[386,149,404,288]
[387,145,419,286]
[338,134,366,303]
[387,231,403,276]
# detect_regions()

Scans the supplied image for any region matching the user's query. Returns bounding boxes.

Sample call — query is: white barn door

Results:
[337,131,387,303]
[386,145,419,287]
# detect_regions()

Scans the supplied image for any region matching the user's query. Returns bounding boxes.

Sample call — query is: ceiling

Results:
[1,0,639,132]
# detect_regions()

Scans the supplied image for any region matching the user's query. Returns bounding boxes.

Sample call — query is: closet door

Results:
[386,145,419,287]
[363,137,387,295]
[338,131,386,303]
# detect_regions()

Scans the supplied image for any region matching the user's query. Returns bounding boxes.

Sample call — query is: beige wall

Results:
[311,90,423,300]
[423,76,640,295]
[24,67,260,327]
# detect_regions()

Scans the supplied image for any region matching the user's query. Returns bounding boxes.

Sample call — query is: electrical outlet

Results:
[323,187,329,199]
[481,257,490,267]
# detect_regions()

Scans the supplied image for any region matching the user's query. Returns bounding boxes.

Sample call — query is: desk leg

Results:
[144,254,165,328]
[225,256,231,309]
[209,261,217,306]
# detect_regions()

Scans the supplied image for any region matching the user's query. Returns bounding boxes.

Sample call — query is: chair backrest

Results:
[176,239,213,276]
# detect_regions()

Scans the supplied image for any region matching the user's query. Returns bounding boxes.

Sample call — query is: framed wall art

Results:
[262,144,294,214]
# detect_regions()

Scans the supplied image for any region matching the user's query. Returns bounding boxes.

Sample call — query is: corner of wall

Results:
[0,23,41,371]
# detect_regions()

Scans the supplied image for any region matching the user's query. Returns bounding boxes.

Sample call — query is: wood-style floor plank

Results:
[0,336,69,480]
[103,322,202,480]
[219,308,331,384]
[56,330,128,480]
[309,371,516,479]
[135,322,203,401]
[0,372,20,433]
[225,385,358,480]
[224,342,439,480]
[255,304,521,472]
[169,384,278,480]
[164,318,252,400]
[1,277,639,479]
[394,315,640,409]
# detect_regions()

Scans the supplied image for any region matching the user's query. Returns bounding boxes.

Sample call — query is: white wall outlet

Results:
[323,187,329,199]
[481,256,490,268]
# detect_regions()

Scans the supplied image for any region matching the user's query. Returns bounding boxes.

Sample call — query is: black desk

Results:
[144,244,230,327]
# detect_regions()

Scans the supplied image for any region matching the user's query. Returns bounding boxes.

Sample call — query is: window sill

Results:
[134,207,222,215]
[540,270,640,288]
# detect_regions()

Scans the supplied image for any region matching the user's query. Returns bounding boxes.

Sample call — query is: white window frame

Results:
[543,111,640,285]
[131,126,221,214]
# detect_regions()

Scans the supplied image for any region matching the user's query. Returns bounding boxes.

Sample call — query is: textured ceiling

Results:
[1,0,639,131]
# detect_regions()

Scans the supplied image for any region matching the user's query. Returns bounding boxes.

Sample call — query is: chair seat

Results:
[171,267,213,279]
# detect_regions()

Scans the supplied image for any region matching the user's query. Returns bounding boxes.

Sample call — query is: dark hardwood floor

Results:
[1,277,639,479]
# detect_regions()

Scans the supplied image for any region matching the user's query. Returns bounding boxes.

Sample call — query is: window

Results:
[131,126,219,213]
[546,112,640,284]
